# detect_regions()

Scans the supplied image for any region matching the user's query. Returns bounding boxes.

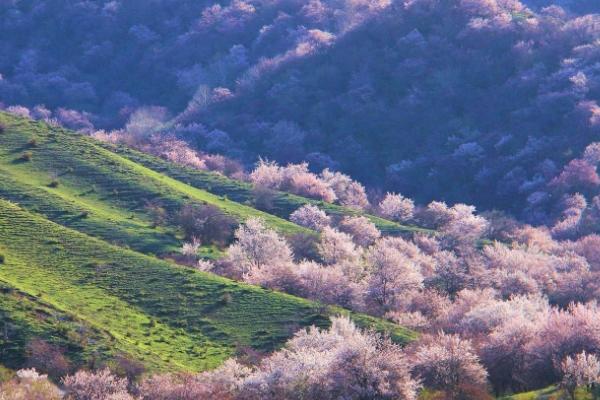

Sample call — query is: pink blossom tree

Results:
[286,169,337,203]
[560,351,600,400]
[138,361,247,400]
[441,204,489,247]
[551,159,600,192]
[318,227,361,265]
[378,192,415,222]
[238,316,420,400]
[412,333,488,399]
[365,239,423,313]
[249,159,284,189]
[62,369,131,400]
[584,143,600,166]
[225,217,293,278]
[295,260,360,308]
[420,201,454,229]
[0,369,61,400]
[338,215,381,247]
[320,169,370,209]
[290,204,331,231]
[526,302,600,387]
[551,193,587,239]
[480,312,541,394]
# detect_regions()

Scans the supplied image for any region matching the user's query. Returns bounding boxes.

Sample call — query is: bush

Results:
[0,365,14,383]
[252,185,276,211]
[176,203,238,245]
[289,204,331,231]
[48,179,60,188]
[20,152,32,161]
[25,339,71,379]
[111,355,145,381]
[144,200,167,227]
[0,254,4,264]
[288,233,321,261]
[27,138,38,147]
[0,369,61,400]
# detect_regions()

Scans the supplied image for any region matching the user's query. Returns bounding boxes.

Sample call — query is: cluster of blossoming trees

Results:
[5,319,600,399]
[7,156,600,397]
[4,0,600,220]
[166,183,600,397]
[3,317,421,399]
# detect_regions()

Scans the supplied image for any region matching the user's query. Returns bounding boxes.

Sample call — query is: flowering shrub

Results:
[289,204,331,231]
[378,193,415,222]
[338,215,381,247]
[0,369,61,400]
[62,369,131,400]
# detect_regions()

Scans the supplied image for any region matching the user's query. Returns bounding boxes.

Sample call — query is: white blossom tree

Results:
[338,215,381,247]
[561,351,600,400]
[365,240,423,313]
[318,227,361,265]
[226,218,293,278]
[378,192,415,222]
[413,333,488,399]
[290,204,331,231]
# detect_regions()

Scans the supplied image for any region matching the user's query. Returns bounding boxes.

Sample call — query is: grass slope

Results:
[98,140,432,236]
[0,170,180,255]
[0,199,414,372]
[0,112,415,373]
[0,281,119,371]
[500,386,596,400]
[0,113,308,253]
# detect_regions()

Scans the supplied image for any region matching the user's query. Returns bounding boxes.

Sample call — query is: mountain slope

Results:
[0,280,118,372]
[2,0,600,218]
[0,112,428,244]
[0,113,415,373]
[102,140,430,236]
[0,112,309,254]
[178,0,600,218]
[0,199,414,372]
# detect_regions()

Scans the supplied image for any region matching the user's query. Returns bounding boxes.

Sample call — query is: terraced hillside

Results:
[0,113,415,373]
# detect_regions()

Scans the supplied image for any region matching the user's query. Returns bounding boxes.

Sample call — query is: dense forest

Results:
[2,0,600,219]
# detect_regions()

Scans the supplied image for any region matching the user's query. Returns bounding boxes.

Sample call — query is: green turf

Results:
[0,170,181,255]
[0,281,119,371]
[499,385,598,400]
[0,199,414,372]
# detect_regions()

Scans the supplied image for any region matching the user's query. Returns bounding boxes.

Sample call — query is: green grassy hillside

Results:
[500,386,595,400]
[0,112,431,244]
[0,113,309,254]
[0,280,118,372]
[0,199,414,372]
[100,141,432,236]
[0,113,415,373]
